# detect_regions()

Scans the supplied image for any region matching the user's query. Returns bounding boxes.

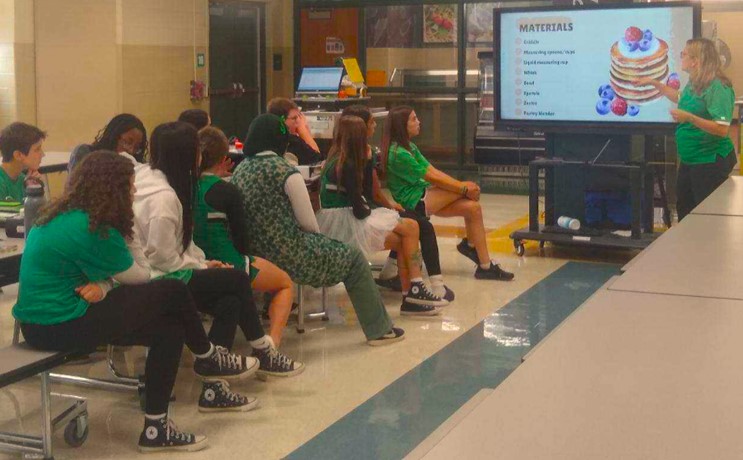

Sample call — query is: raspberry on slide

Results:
[625,27,643,43]
[611,97,628,116]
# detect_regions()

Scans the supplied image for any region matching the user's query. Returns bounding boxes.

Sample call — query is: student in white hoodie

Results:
[14,152,258,453]
[129,121,303,377]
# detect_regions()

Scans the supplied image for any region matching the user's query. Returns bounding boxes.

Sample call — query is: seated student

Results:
[316,115,445,315]
[382,106,515,281]
[0,122,45,202]
[178,109,211,131]
[14,151,257,453]
[67,114,147,177]
[130,121,303,376]
[232,113,405,345]
[340,105,454,301]
[195,126,295,345]
[266,97,322,165]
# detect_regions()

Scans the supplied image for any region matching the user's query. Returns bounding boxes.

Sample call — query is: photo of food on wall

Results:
[423,4,457,44]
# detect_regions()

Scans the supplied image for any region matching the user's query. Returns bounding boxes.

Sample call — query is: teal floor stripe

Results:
[287,261,620,460]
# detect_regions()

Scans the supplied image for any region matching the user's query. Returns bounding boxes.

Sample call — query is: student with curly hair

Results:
[14,151,256,453]
[195,126,296,345]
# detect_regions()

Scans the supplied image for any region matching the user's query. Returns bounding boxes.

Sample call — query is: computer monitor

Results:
[297,67,344,93]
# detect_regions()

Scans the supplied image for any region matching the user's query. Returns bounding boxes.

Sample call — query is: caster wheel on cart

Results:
[64,413,89,448]
[514,240,525,257]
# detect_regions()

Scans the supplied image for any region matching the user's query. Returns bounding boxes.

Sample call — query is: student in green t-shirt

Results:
[0,122,46,202]
[381,106,514,281]
[636,38,736,221]
[316,115,447,317]
[14,151,257,453]
[341,104,455,302]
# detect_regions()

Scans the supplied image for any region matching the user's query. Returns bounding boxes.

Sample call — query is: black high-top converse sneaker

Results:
[252,344,305,378]
[406,281,448,307]
[138,416,207,453]
[400,299,440,316]
[193,346,258,380]
[198,380,259,413]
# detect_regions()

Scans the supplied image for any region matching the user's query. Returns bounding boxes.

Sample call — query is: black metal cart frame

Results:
[511,158,658,256]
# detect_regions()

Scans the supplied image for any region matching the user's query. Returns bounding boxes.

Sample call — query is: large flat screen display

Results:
[496,3,699,131]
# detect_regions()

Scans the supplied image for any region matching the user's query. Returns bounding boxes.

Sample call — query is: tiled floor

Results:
[0,194,630,459]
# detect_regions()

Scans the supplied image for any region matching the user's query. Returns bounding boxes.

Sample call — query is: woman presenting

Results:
[637,38,735,221]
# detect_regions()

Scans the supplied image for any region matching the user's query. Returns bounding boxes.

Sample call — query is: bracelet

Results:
[461,186,468,196]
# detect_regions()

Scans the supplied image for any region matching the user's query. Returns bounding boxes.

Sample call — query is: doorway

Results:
[209,1,266,140]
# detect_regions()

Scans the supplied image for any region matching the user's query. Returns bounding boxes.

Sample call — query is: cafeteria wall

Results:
[705,11,743,98]
[2,0,295,153]
[0,0,35,130]
[264,0,294,101]
[34,0,210,151]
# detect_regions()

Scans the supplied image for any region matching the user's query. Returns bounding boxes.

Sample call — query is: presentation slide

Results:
[499,6,695,124]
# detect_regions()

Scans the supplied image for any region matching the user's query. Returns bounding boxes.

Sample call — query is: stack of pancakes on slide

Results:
[609,38,669,104]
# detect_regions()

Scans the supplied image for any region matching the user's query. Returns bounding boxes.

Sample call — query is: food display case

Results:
[388,69,478,89]
[369,68,478,167]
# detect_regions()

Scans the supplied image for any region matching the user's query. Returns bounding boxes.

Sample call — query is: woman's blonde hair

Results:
[686,38,731,93]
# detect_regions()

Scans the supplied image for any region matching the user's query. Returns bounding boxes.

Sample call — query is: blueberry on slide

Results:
[596,98,612,116]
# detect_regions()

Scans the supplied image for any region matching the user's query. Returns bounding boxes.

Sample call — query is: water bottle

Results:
[557,216,581,231]
[23,183,46,238]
